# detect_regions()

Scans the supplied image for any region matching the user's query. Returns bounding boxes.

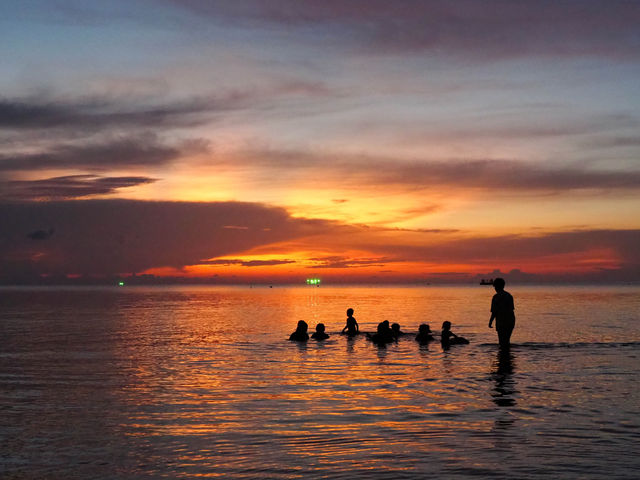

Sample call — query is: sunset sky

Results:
[2,0,639,283]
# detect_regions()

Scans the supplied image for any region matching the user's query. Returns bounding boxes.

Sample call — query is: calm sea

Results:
[1,285,639,479]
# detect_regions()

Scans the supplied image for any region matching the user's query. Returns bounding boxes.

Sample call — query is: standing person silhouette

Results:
[488,278,515,348]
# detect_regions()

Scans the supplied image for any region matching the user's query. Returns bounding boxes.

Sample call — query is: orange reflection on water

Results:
[5,285,640,478]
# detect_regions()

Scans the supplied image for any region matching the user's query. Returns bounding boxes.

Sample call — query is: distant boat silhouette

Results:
[480,278,494,285]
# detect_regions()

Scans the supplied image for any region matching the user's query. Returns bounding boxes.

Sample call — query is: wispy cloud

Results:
[3,175,157,200]
[0,93,251,131]
[351,229,640,269]
[204,258,295,267]
[0,135,187,172]
[167,0,640,60]
[0,80,336,132]
[227,149,640,194]
[308,255,390,269]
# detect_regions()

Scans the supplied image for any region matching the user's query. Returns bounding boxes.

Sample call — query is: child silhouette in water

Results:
[341,308,359,336]
[367,320,394,345]
[441,321,469,345]
[415,324,434,343]
[289,320,309,341]
[311,323,329,340]
[391,323,405,339]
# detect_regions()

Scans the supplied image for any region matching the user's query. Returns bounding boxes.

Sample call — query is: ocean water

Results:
[1,285,639,479]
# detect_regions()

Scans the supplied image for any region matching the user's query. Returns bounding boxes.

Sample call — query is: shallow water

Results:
[1,285,639,479]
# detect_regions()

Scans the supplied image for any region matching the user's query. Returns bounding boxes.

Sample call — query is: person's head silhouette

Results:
[296,320,308,333]
[315,323,325,333]
[493,277,506,292]
[442,320,451,331]
[347,308,354,317]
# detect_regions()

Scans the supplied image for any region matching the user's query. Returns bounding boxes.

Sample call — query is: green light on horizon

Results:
[118,281,125,286]
[306,278,321,285]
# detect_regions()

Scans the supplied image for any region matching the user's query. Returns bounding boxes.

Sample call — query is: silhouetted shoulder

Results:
[415,333,434,343]
[367,320,394,345]
[450,336,469,345]
[440,320,469,346]
[289,331,309,341]
[289,320,309,341]
[416,324,434,343]
[491,290,514,314]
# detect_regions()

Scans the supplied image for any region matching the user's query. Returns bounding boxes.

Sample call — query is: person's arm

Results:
[489,296,496,328]
[341,324,347,333]
[355,319,359,332]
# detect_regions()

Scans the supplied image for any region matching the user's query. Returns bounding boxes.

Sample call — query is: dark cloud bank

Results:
[1,200,638,284]
[0,200,338,282]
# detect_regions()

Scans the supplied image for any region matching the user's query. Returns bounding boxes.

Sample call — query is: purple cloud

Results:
[0,200,340,279]
[354,229,640,270]
[0,136,184,172]
[229,149,640,193]
[166,0,640,60]
[3,175,157,200]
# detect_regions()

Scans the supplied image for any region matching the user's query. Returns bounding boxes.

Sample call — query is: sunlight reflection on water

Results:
[1,285,639,479]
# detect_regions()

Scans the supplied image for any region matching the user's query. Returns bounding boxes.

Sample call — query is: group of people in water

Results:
[289,312,469,347]
[289,277,516,348]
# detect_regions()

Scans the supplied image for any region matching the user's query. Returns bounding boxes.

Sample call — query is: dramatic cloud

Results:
[2,1,639,284]
[1,199,638,282]
[167,0,640,59]
[3,175,157,200]
[0,200,344,279]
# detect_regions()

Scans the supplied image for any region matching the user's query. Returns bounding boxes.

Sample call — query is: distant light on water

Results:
[306,278,321,285]
[118,281,125,286]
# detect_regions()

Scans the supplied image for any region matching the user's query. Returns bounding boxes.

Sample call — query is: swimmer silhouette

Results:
[289,320,309,341]
[341,308,359,336]
[367,320,394,345]
[440,321,469,346]
[391,322,405,340]
[488,278,516,348]
[415,323,434,343]
[311,323,329,340]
